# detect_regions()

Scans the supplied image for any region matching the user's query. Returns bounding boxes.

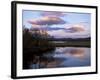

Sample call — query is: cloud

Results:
[28,16,66,25]
[30,24,45,30]
[31,24,41,28]
[48,29,90,38]
[47,24,86,32]
[65,24,85,33]
[41,11,66,17]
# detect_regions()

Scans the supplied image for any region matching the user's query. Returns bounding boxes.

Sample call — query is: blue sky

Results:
[23,10,91,38]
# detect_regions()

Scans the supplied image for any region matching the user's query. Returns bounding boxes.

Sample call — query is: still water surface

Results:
[29,47,90,69]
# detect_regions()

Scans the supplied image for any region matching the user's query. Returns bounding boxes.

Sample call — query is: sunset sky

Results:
[23,10,91,38]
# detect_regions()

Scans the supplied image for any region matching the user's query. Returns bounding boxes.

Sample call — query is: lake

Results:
[28,47,91,69]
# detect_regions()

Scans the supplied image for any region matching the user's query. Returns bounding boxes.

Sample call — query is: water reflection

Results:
[59,48,86,59]
[23,47,90,69]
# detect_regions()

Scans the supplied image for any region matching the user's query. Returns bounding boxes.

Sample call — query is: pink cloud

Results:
[28,16,65,25]
[66,26,85,33]
[48,28,90,38]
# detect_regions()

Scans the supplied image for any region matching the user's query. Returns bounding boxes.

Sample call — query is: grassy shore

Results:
[50,40,91,47]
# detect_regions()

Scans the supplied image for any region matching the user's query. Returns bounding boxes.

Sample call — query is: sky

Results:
[23,10,91,38]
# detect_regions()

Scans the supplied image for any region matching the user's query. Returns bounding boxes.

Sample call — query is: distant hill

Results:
[45,37,91,41]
